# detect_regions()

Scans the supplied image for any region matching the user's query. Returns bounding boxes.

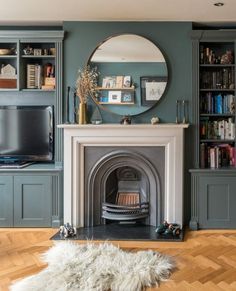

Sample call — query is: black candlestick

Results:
[73,92,77,123]
[65,86,70,124]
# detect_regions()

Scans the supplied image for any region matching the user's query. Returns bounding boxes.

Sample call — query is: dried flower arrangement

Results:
[76,66,99,104]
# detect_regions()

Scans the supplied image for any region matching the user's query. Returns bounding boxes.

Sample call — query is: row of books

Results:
[200,118,235,140]
[200,68,234,90]
[27,63,55,89]
[200,93,235,114]
[200,143,236,168]
[102,76,131,88]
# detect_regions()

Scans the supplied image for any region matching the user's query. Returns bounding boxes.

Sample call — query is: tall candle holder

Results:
[182,100,189,124]
[176,99,189,124]
[176,100,181,123]
[65,86,70,124]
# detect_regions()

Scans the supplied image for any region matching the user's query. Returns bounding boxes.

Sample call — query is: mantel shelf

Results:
[58,123,189,129]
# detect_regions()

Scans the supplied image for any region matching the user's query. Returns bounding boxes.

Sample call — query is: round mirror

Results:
[89,34,168,116]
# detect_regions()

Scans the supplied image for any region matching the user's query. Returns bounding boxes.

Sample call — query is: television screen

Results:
[0,106,53,162]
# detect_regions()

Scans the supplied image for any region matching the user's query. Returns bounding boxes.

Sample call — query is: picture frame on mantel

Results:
[140,76,167,106]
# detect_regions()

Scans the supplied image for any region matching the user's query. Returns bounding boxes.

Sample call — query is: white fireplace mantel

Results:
[58,123,189,228]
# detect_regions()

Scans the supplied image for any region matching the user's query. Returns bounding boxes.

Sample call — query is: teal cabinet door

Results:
[0,176,13,227]
[199,176,236,229]
[14,176,52,227]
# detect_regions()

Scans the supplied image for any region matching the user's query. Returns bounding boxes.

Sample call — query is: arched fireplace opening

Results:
[85,149,163,228]
[102,166,149,222]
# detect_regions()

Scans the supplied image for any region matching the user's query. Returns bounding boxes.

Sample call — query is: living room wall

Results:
[63,21,193,224]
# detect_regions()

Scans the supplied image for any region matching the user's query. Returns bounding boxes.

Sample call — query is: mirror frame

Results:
[87,33,169,116]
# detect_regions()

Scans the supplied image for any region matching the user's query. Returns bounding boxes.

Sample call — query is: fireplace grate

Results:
[102,192,149,221]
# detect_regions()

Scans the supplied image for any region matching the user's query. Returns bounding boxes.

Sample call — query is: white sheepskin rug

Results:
[10,241,175,291]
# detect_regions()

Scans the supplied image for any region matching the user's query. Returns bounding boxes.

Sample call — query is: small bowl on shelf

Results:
[0,49,12,55]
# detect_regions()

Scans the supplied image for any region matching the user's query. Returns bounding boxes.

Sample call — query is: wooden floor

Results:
[1,228,236,291]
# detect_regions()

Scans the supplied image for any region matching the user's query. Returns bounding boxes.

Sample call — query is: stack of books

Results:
[27,64,42,89]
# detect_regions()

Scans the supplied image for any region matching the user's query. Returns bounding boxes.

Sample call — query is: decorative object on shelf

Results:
[75,65,99,124]
[91,106,103,124]
[33,49,42,56]
[59,223,77,238]
[0,64,17,89]
[221,50,234,65]
[0,64,16,78]
[151,116,160,124]
[23,45,33,55]
[78,102,87,124]
[0,48,14,55]
[141,76,167,106]
[120,115,131,125]
[49,48,56,55]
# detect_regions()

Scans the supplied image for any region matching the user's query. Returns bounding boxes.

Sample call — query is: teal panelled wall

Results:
[63,21,192,123]
[63,21,193,224]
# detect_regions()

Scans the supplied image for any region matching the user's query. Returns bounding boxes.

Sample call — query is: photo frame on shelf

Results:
[121,91,134,104]
[140,76,167,106]
[102,76,116,88]
[108,91,121,103]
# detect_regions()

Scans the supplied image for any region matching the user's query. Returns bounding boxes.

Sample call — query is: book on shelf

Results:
[200,143,236,168]
[200,68,234,90]
[27,64,42,89]
[200,118,235,140]
[200,93,235,114]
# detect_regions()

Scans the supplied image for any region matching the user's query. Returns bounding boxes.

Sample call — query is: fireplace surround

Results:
[58,124,188,229]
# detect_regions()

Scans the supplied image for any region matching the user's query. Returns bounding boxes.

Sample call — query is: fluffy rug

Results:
[10,242,175,291]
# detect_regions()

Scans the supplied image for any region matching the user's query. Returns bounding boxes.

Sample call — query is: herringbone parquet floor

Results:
[0,228,236,291]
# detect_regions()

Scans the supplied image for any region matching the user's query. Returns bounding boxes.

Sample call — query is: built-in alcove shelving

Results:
[190,30,236,230]
[0,30,64,227]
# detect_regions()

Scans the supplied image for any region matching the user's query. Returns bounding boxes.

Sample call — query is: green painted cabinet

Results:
[190,170,236,229]
[14,176,52,227]
[0,165,63,227]
[0,176,13,227]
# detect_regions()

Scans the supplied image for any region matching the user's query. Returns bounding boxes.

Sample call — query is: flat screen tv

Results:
[0,105,53,164]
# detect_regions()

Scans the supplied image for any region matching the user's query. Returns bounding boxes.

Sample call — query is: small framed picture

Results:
[108,91,121,103]
[121,91,134,104]
[140,76,167,106]
[102,76,116,88]
[33,49,42,56]
[123,76,131,87]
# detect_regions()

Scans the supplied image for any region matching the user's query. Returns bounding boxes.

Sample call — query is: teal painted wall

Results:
[63,21,192,123]
[63,21,193,223]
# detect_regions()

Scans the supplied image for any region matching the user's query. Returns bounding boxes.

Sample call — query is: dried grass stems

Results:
[76,66,99,104]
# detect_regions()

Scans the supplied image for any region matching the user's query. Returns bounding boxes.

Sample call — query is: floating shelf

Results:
[96,86,135,91]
